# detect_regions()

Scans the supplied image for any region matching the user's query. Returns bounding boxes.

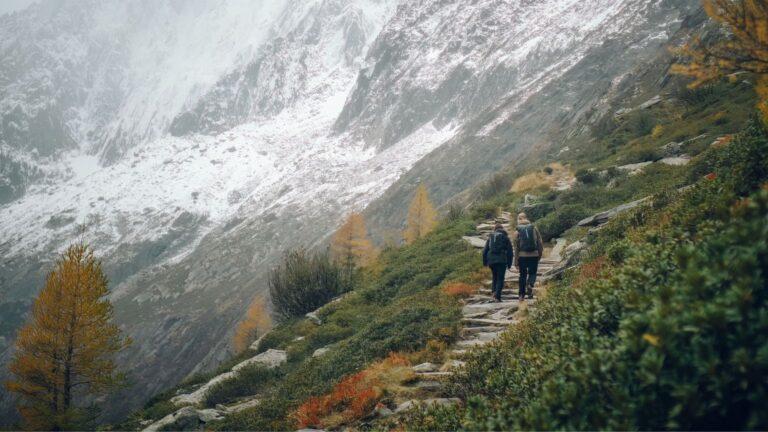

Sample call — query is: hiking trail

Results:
[388,211,567,414]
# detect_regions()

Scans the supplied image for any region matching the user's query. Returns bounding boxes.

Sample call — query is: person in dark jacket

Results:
[483,223,514,302]
[512,212,544,301]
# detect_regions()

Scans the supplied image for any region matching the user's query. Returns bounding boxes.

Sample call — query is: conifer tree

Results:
[672,0,768,121]
[5,244,130,430]
[233,296,272,353]
[330,212,377,273]
[403,184,437,244]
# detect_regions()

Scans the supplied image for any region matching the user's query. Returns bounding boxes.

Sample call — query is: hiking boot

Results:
[526,283,534,299]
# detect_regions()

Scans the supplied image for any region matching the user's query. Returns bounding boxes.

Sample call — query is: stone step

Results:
[441,360,466,370]
[415,371,453,380]
[449,349,468,358]
[456,338,493,348]
[462,301,518,316]
[407,380,444,391]
[462,317,517,327]
[460,325,508,335]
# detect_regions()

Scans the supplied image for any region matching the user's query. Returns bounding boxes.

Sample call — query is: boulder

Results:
[412,362,439,373]
[312,347,330,358]
[659,155,691,166]
[462,236,486,249]
[374,404,395,417]
[142,406,223,432]
[249,333,269,351]
[306,311,322,325]
[577,197,650,227]
[661,141,682,156]
[171,350,286,406]
[233,349,287,371]
[617,161,652,175]
[638,95,663,109]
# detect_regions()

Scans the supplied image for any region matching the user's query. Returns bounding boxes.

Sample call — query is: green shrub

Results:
[575,168,599,184]
[537,204,590,241]
[269,250,349,319]
[203,365,282,408]
[444,203,466,222]
[409,123,768,431]
[522,202,555,221]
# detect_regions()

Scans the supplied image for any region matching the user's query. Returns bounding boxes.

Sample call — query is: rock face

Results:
[143,406,223,432]
[170,349,286,407]
[577,198,651,227]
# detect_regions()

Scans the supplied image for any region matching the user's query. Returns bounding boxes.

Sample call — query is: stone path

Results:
[391,213,563,413]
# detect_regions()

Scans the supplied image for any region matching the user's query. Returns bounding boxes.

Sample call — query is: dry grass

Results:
[510,163,573,193]
[441,282,477,298]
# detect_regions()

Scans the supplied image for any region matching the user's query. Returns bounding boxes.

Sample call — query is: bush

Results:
[521,201,555,221]
[628,111,656,137]
[269,250,349,319]
[536,204,590,241]
[444,203,466,222]
[409,123,768,431]
[204,365,282,407]
[575,169,599,184]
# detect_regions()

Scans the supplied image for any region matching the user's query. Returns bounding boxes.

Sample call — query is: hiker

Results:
[482,223,514,302]
[513,212,544,301]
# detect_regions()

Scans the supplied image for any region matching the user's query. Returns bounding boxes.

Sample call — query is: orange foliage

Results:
[294,353,412,429]
[441,282,477,298]
[233,296,272,353]
[404,184,438,244]
[5,244,130,430]
[331,212,378,271]
[574,256,608,289]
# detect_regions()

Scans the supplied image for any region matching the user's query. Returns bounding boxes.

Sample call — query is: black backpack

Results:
[517,224,537,252]
[489,231,507,254]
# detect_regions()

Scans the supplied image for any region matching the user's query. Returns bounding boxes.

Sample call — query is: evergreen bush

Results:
[269,250,349,319]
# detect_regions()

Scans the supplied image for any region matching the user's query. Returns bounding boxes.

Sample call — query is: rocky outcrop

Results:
[577,198,651,227]
[170,349,286,407]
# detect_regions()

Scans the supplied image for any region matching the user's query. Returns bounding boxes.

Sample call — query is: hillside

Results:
[115,36,767,429]
[0,0,706,422]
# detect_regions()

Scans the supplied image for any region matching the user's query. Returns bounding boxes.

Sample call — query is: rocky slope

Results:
[0,0,701,422]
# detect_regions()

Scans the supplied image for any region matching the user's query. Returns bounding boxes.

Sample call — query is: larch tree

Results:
[330,212,377,273]
[233,296,272,354]
[403,184,437,244]
[671,0,768,121]
[5,244,130,430]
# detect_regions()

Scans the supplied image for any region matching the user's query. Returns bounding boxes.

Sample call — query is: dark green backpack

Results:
[489,231,507,254]
[517,224,537,252]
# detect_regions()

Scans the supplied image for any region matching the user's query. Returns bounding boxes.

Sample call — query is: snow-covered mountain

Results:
[0,0,700,421]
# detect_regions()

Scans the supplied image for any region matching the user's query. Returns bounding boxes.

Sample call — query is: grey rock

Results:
[312,347,330,358]
[306,311,322,325]
[577,197,650,227]
[638,94,663,109]
[659,155,691,166]
[462,236,486,249]
[412,362,439,373]
[617,161,653,174]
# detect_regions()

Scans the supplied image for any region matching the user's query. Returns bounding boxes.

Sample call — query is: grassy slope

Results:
[121,77,762,431]
[402,94,768,429]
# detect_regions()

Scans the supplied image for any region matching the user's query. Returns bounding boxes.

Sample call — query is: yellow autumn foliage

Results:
[403,185,437,244]
[5,244,130,430]
[671,0,768,122]
[233,296,272,354]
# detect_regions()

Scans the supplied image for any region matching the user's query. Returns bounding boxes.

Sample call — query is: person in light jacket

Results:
[512,213,544,301]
